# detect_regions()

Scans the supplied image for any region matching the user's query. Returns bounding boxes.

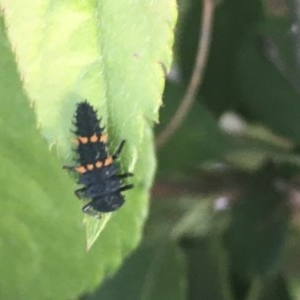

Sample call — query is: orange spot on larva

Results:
[95,161,103,168]
[90,134,98,143]
[87,164,94,170]
[78,136,88,144]
[104,156,113,166]
[100,134,108,143]
[75,166,87,174]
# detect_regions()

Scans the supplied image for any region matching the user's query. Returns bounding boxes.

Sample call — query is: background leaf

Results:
[86,239,187,300]
[225,162,290,278]
[176,0,263,115]
[236,18,300,142]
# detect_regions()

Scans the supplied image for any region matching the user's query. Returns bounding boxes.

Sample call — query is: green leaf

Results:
[284,232,300,299]
[84,213,110,251]
[176,0,263,115]
[259,275,291,300]
[156,81,232,179]
[236,18,300,142]
[0,1,177,298]
[171,197,220,240]
[225,133,300,171]
[225,162,290,278]
[157,81,300,179]
[86,239,187,300]
[181,238,233,300]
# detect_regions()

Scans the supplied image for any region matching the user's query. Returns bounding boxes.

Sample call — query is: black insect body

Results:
[64,101,133,216]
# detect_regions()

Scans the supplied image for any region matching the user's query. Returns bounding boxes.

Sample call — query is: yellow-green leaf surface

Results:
[0,1,176,299]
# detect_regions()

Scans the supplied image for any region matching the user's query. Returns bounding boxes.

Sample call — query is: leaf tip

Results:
[84,213,111,251]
